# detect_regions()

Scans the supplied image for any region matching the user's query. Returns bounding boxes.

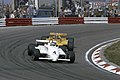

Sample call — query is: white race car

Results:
[28,40,75,63]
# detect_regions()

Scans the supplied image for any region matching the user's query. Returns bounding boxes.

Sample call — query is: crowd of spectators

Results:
[84,7,120,17]
[1,1,120,18]
[3,5,37,18]
[59,1,83,17]
[59,0,120,17]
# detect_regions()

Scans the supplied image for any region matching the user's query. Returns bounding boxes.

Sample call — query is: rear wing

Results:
[36,40,56,43]
[50,32,67,36]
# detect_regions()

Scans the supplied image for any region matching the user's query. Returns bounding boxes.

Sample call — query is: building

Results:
[0,0,3,17]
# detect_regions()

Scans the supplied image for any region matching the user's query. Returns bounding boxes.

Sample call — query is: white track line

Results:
[85,38,120,75]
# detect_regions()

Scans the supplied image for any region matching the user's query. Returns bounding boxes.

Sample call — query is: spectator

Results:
[10,11,15,18]
[59,7,65,17]
[64,7,72,17]
[71,4,76,16]
[15,10,20,18]
[91,9,94,17]
[33,7,37,18]
[66,0,71,8]
[5,10,10,18]
[19,11,23,18]
[22,10,27,18]
[114,9,118,17]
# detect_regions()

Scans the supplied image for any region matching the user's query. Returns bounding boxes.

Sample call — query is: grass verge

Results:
[104,41,120,66]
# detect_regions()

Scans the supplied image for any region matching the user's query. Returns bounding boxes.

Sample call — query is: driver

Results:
[53,35,61,39]
[50,42,56,46]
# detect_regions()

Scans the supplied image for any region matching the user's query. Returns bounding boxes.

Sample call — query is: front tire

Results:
[67,51,75,63]
[67,38,74,51]
[28,44,36,56]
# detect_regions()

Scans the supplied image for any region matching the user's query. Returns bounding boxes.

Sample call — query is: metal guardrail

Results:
[32,17,58,25]
[1,17,120,26]
[59,17,84,24]
[84,17,108,23]
[0,18,5,26]
[6,18,32,26]
[108,17,120,23]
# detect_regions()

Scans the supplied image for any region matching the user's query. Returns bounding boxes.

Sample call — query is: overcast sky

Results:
[2,0,11,4]
[2,0,54,4]
[1,0,115,5]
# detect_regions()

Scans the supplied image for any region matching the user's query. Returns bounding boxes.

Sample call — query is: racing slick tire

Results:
[67,51,75,63]
[67,38,74,51]
[31,49,40,61]
[28,44,36,56]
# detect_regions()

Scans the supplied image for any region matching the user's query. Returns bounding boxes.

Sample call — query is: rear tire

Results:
[28,44,36,56]
[67,51,75,63]
[67,38,74,51]
[31,49,40,61]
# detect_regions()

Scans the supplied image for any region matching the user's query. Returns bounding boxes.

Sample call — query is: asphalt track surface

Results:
[0,24,120,80]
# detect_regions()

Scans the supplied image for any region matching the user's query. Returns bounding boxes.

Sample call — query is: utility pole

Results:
[54,0,58,17]
[1,0,4,17]
[34,0,38,10]
[104,0,107,17]
[58,0,62,13]
[81,0,84,17]
[81,0,83,9]
[119,0,120,14]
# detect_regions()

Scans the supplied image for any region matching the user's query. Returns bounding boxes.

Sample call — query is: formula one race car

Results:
[40,32,74,51]
[28,39,75,63]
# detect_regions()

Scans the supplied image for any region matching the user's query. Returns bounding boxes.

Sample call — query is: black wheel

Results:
[67,51,75,63]
[31,49,40,61]
[28,44,36,56]
[67,38,74,51]
[41,36,49,40]
[60,46,67,52]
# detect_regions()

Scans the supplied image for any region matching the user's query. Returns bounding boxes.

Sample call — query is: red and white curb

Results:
[92,44,120,75]
[86,38,120,75]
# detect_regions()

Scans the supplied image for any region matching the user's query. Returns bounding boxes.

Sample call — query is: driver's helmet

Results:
[50,42,56,46]
[54,35,60,39]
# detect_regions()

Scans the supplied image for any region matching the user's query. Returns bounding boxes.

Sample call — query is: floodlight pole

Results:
[105,0,107,17]
[1,0,4,17]
[118,0,120,14]
[55,0,58,17]
[81,0,84,17]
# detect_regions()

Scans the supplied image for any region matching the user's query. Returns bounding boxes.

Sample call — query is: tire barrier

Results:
[58,17,84,24]
[108,17,120,23]
[6,18,32,26]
